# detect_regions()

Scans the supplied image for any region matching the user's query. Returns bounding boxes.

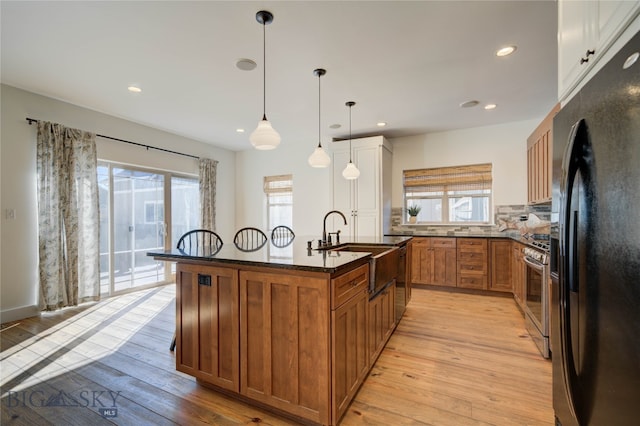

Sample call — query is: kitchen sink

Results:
[331,245,399,297]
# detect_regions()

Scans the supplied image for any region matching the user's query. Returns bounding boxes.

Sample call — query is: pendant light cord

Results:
[317,73,322,148]
[348,104,353,162]
[262,21,267,120]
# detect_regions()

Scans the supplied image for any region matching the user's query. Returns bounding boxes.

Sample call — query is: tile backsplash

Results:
[390,203,551,235]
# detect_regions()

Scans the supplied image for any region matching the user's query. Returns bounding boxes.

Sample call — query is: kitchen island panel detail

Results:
[239,270,331,424]
[175,263,239,392]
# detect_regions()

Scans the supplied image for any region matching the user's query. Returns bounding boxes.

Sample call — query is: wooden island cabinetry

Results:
[239,269,331,423]
[175,263,240,391]
[331,264,369,422]
[368,281,396,366]
[152,235,411,426]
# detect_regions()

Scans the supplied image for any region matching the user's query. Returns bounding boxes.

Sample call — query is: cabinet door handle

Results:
[580,49,595,64]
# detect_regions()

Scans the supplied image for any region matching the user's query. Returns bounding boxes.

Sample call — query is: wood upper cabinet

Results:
[175,263,239,392]
[489,240,512,292]
[527,104,560,205]
[239,269,331,425]
[457,238,488,290]
[332,265,369,424]
[432,238,457,287]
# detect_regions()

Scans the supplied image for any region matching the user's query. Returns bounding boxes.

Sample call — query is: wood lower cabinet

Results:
[331,266,369,423]
[175,263,240,392]
[457,238,488,290]
[410,237,433,284]
[489,239,513,292]
[410,237,456,287]
[432,238,457,287]
[512,242,526,310]
[368,281,396,366]
[239,269,331,424]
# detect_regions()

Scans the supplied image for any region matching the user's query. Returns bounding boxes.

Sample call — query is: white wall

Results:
[235,119,540,241]
[389,118,541,209]
[0,84,236,322]
[235,138,333,237]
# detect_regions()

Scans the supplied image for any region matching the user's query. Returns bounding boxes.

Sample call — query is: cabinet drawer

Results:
[458,251,486,262]
[332,264,369,309]
[411,237,431,248]
[432,237,456,248]
[457,274,487,290]
[457,238,487,251]
[457,261,487,275]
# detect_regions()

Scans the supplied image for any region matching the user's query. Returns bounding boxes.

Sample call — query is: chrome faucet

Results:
[322,210,347,247]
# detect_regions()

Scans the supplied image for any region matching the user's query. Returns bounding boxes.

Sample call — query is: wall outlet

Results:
[519,214,528,221]
[5,209,16,220]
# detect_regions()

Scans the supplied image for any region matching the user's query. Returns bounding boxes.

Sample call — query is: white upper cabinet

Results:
[330,136,392,239]
[558,0,640,101]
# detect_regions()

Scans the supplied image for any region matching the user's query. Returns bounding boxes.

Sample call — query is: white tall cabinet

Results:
[330,136,392,239]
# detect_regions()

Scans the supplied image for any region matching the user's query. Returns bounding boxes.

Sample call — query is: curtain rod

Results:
[26,117,200,160]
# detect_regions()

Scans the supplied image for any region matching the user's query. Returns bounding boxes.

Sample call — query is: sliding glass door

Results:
[99,162,199,296]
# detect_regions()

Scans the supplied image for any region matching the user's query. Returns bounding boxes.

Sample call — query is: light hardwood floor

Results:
[1,285,553,425]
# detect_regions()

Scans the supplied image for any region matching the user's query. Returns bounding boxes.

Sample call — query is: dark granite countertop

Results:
[147,235,412,274]
[385,231,542,247]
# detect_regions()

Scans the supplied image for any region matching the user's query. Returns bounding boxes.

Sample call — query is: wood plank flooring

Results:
[1,285,553,425]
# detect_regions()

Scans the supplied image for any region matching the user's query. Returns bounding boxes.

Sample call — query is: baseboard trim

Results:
[1,304,40,324]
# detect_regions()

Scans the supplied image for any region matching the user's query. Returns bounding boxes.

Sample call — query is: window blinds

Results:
[403,163,492,193]
[263,174,293,194]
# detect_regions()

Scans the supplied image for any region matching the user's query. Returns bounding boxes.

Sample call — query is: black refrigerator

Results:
[551,30,640,425]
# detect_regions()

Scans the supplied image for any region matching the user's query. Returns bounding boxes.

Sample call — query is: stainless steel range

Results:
[522,238,550,358]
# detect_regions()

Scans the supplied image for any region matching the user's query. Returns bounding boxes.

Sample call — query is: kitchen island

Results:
[148,235,411,425]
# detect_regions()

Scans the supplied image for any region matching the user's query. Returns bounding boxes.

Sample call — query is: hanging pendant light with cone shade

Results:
[250,10,281,150]
[342,101,360,180]
[308,68,331,168]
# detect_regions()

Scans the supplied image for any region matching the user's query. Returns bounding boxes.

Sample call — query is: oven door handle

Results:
[523,256,545,272]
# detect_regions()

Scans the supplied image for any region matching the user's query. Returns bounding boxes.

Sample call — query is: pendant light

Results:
[342,101,360,180]
[250,10,281,150]
[308,68,331,168]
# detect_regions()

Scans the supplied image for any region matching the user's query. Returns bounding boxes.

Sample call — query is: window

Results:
[403,163,492,224]
[264,174,293,232]
[144,201,164,224]
[98,162,199,296]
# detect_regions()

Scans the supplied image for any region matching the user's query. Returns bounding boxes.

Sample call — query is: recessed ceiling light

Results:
[484,104,497,110]
[236,128,245,133]
[377,122,387,127]
[329,123,341,129]
[459,100,479,108]
[236,58,257,71]
[127,85,142,93]
[496,45,517,57]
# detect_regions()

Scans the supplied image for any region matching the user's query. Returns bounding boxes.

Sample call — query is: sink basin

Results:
[331,245,393,256]
[331,245,399,297]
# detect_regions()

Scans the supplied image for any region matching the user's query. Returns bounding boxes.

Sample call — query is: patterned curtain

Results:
[37,121,100,310]
[199,158,218,231]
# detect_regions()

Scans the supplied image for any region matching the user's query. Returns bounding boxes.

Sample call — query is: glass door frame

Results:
[99,160,198,297]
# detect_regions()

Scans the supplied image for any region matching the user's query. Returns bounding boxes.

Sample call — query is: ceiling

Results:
[1,1,558,152]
